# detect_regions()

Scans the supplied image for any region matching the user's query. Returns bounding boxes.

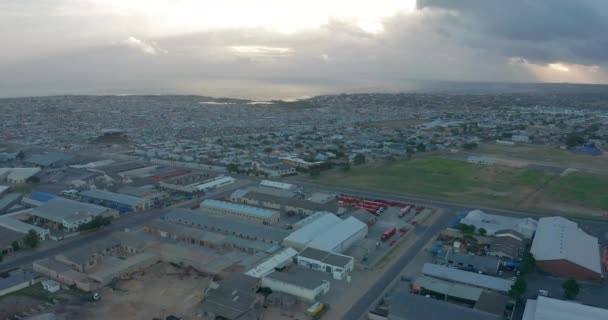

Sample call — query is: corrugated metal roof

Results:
[31,198,109,224]
[389,292,500,320]
[201,199,277,219]
[283,213,341,246]
[422,263,514,293]
[245,247,298,278]
[164,209,288,242]
[522,296,608,320]
[80,190,144,207]
[306,216,367,252]
[414,276,482,301]
[260,180,294,190]
[530,216,602,275]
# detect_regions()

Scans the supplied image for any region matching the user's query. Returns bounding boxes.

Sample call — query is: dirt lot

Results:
[54,262,210,320]
[0,294,49,319]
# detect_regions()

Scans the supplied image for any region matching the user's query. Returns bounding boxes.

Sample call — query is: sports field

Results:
[545,173,608,210]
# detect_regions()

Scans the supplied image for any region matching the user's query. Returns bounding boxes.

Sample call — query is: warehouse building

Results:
[307,217,367,254]
[259,180,295,190]
[283,213,342,248]
[422,263,514,293]
[198,285,263,320]
[0,216,50,240]
[0,226,24,254]
[261,267,332,302]
[530,216,602,282]
[0,269,41,297]
[26,152,74,167]
[487,230,528,261]
[159,174,234,194]
[435,251,502,275]
[200,199,280,225]
[412,276,508,316]
[80,190,150,212]
[30,198,114,231]
[389,292,500,320]
[163,208,288,244]
[460,210,538,239]
[0,167,41,184]
[522,295,608,320]
[245,247,298,278]
[230,189,336,216]
[296,247,354,280]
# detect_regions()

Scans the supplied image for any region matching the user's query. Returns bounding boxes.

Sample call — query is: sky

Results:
[1,0,608,99]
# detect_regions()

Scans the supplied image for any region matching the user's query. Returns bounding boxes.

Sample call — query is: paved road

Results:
[0,181,253,272]
[342,211,454,320]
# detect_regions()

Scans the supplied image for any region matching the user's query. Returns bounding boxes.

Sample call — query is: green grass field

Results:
[546,173,608,209]
[318,157,556,207]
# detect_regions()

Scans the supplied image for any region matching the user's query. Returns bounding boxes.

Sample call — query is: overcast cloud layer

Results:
[1,0,607,99]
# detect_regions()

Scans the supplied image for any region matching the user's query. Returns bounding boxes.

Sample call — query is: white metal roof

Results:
[422,263,514,293]
[260,180,294,190]
[461,210,537,239]
[193,175,235,191]
[0,216,50,236]
[245,247,298,278]
[530,216,602,274]
[201,199,277,219]
[522,296,608,320]
[307,216,367,252]
[282,213,341,246]
[0,185,9,194]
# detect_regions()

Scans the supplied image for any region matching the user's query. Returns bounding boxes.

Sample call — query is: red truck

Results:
[381,227,397,241]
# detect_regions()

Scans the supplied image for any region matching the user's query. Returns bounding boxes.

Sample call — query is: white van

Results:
[538,290,549,297]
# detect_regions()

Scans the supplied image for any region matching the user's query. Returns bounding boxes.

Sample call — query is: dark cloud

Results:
[417,0,608,65]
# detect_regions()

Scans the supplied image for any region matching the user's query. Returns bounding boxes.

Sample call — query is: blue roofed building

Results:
[199,199,280,224]
[79,190,151,213]
[575,145,602,156]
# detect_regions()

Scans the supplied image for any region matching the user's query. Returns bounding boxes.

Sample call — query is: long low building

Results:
[159,174,235,194]
[0,168,41,184]
[230,189,336,217]
[523,296,608,320]
[261,267,332,302]
[0,216,50,240]
[296,247,354,280]
[30,198,114,231]
[283,213,342,249]
[422,263,514,293]
[530,216,603,282]
[245,247,298,278]
[389,292,500,320]
[435,251,502,275]
[200,199,280,225]
[163,208,289,244]
[80,189,150,212]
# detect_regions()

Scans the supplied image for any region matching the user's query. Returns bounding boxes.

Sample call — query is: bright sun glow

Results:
[88,0,416,35]
[549,63,570,72]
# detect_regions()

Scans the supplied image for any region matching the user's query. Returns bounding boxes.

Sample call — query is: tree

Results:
[26,176,40,184]
[416,143,426,152]
[562,277,580,300]
[565,132,585,148]
[16,150,25,160]
[520,252,536,275]
[23,230,40,248]
[11,241,20,251]
[263,147,273,153]
[309,164,321,177]
[353,153,366,165]
[509,276,527,300]
[463,142,478,150]
[225,163,239,173]
[78,216,112,231]
[0,252,3,262]
[478,228,487,236]
[458,223,476,234]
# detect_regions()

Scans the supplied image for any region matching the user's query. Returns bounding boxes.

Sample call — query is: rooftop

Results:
[259,180,294,190]
[0,269,40,292]
[461,210,537,239]
[306,216,367,252]
[422,263,514,293]
[283,213,342,246]
[31,198,108,224]
[414,275,483,302]
[26,152,74,166]
[298,247,353,268]
[522,296,608,320]
[245,247,298,278]
[0,225,24,246]
[164,209,289,242]
[388,292,500,320]
[80,189,144,207]
[265,267,332,290]
[239,191,335,213]
[530,216,602,275]
[201,199,278,219]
